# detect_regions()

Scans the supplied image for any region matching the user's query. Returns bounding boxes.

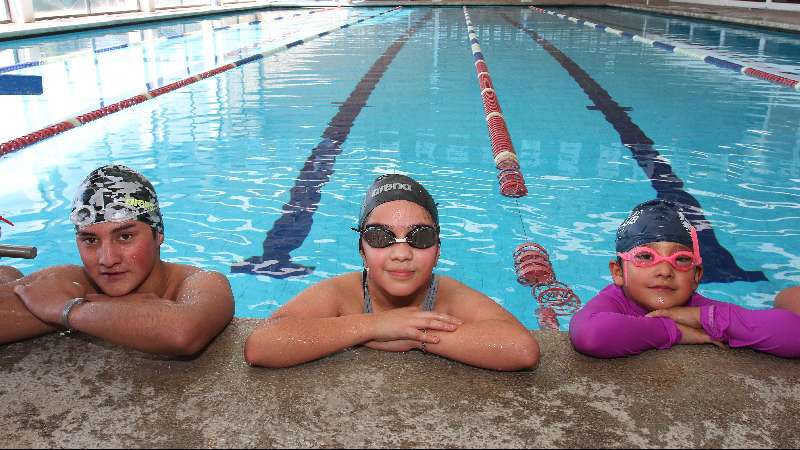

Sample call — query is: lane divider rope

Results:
[463,6,528,198]
[513,242,582,331]
[529,6,800,91]
[0,6,342,75]
[0,7,402,157]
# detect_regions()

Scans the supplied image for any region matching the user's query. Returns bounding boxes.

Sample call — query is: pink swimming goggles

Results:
[617,227,703,272]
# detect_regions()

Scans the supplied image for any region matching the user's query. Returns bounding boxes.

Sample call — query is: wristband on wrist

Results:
[61,297,86,332]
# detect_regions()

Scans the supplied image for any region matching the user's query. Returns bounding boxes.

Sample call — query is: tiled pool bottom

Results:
[2,321,799,447]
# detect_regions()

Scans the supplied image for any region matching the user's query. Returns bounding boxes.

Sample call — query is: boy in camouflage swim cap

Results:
[0,165,233,356]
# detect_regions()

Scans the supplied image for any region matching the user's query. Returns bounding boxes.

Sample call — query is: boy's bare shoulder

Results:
[161,263,232,300]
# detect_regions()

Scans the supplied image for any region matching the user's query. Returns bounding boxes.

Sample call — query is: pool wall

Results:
[2,320,799,447]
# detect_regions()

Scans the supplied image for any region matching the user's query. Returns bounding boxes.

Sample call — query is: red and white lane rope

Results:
[0,7,401,157]
[513,242,582,331]
[463,7,528,198]
[530,6,800,91]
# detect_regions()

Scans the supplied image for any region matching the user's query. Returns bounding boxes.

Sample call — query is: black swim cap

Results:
[358,174,439,229]
[616,199,693,253]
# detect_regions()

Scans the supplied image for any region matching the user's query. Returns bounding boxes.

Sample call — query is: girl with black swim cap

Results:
[245,174,540,370]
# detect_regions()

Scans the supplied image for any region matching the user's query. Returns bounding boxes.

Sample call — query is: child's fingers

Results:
[422,319,459,332]
[412,329,441,344]
[418,312,464,325]
[711,340,728,350]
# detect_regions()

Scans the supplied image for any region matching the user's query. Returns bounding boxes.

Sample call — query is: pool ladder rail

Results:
[0,217,37,259]
[0,245,37,259]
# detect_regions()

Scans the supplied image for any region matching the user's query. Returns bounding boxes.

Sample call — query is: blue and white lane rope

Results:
[0,6,342,75]
[530,6,800,91]
[0,7,403,156]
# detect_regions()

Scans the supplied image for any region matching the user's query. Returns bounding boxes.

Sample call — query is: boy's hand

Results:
[13,275,86,325]
[676,323,726,349]
[646,306,702,329]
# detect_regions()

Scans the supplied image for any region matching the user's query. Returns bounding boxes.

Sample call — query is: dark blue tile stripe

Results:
[232,9,428,278]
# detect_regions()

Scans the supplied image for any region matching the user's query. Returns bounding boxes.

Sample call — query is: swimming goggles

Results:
[70,201,143,229]
[355,225,439,249]
[617,227,703,272]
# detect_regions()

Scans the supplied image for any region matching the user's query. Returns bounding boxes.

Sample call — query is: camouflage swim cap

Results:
[70,165,163,233]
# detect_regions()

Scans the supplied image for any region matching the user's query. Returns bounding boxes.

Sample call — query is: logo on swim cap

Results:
[372,183,412,198]
[358,174,438,230]
[124,197,157,212]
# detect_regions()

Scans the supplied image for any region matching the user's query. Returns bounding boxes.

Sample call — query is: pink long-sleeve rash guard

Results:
[569,285,800,359]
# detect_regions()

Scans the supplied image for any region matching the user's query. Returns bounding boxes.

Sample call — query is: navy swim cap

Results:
[70,165,164,233]
[616,199,693,253]
[358,174,438,229]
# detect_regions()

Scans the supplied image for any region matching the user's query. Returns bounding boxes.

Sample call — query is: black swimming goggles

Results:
[354,225,440,249]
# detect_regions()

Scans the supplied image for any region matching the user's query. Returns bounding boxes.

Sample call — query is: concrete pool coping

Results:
[2,318,799,447]
[2,0,800,40]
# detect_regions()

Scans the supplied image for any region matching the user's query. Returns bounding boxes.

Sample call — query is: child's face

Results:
[610,241,703,311]
[360,200,440,299]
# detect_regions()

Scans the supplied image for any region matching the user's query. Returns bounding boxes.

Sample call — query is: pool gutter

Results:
[2,319,799,447]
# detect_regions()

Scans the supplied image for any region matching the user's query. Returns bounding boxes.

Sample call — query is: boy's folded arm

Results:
[569,295,681,358]
[698,301,800,358]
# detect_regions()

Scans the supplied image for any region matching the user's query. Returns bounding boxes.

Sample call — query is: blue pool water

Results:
[0,6,799,330]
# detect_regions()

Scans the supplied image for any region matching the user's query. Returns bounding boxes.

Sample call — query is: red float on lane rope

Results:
[513,241,582,330]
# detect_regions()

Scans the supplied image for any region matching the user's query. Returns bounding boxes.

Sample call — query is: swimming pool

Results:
[1,6,798,330]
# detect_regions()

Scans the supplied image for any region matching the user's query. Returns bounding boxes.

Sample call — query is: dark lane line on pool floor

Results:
[503,14,766,284]
[231,11,433,278]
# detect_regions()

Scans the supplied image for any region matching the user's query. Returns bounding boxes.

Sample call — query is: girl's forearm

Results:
[425,320,539,371]
[700,303,800,358]
[244,314,378,368]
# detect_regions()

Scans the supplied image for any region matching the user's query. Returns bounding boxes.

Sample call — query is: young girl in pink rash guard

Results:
[569,199,800,359]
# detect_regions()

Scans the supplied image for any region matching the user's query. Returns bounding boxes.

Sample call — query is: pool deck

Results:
[1,0,800,40]
[2,318,799,447]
